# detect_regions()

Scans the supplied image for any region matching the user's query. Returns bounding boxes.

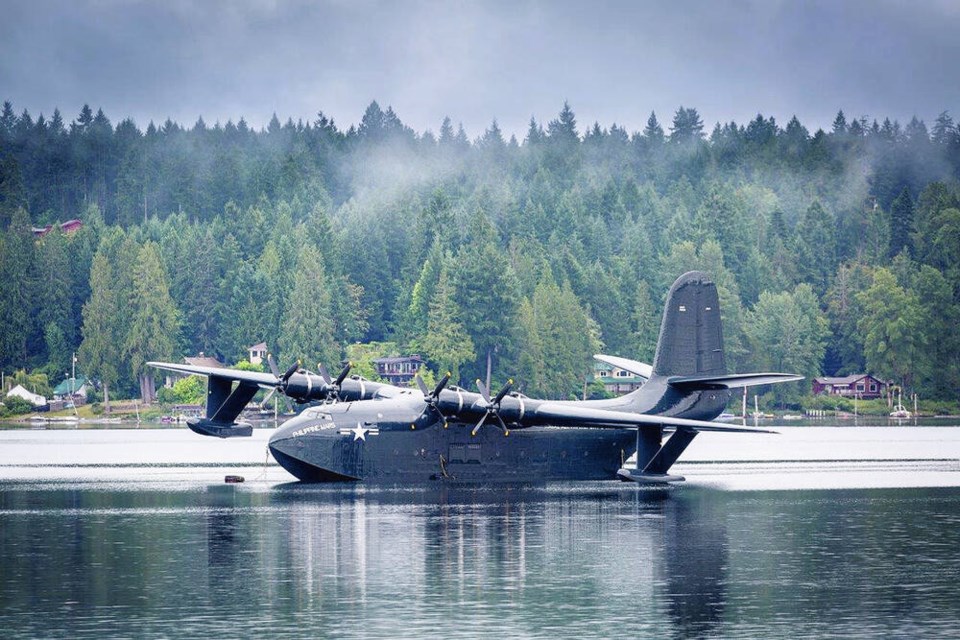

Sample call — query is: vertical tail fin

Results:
[652,271,726,378]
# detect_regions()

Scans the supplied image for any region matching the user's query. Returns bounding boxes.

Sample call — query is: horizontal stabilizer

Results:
[593,354,652,380]
[148,361,278,387]
[667,372,804,391]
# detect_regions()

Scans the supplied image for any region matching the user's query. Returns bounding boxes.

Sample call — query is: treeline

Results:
[1,99,959,404]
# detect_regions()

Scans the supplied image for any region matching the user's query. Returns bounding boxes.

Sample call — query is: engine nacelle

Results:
[282,372,331,402]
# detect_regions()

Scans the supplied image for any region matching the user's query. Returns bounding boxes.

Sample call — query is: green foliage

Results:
[1,395,34,416]
[515,272,602,399]
[231,360,265,372]
[3,99,960,401]
[857,268,925,389]
[277,243,339,369]
[6,369,52,401]
[124,241,180,400]
[743,284,830,406]
[170,375,205,405]
[418,264,475,383]
[344,341,395,381]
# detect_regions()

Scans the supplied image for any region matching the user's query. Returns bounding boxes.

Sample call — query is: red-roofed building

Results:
[33,219,83,238]
[812,374,888,399]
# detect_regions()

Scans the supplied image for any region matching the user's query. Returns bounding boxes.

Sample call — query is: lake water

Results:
[2,424,960,638]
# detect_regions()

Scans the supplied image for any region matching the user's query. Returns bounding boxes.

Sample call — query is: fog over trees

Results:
[1,99,959,404]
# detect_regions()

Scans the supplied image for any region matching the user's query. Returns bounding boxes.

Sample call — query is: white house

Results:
[6,384,48,407]
[248,342,268,366]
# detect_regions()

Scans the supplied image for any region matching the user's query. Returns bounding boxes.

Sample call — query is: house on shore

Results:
[6,384,48,408]
[593,361,645,395]
[373,355,424,386]
[812,374,888,399]
[53,376,89,403]
[248,342,268,366]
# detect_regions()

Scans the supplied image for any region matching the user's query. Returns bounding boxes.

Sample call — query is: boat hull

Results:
[269,421,637,483]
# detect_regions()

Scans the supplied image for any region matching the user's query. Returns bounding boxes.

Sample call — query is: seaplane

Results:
[150,271,802,483]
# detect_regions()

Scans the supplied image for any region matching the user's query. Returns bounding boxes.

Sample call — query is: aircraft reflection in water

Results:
[201,486,730,638]
[151,271,801,483]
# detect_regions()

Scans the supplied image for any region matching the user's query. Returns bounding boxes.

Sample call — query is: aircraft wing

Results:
[593,354,652,379]
[148,361,279,387]
[667,372,804,390]
[532,403,777,433]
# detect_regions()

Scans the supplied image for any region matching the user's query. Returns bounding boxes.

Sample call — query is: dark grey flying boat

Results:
[150,271,802,484]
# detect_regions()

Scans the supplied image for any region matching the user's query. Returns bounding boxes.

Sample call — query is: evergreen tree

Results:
[277,244,339,369]
[744,284,829,406]
[643,111,665,145]
[0,209,37,369]
[451,215,521,385]
[831,110,848,135]
[630,279,659,362]
[419,264,475,382]
[794,201,837,295]
[79,250,123,411]
[124,242,181,402]
[669,106,705,144]
[857,268,925,391]
[889,188,914,258]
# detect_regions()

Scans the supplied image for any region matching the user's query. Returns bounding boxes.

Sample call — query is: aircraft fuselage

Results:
[267,385,731,483]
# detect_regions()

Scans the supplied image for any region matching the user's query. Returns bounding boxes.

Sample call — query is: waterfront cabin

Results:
[53,376,89,402]
[593,361,645,395]
[5,384,48,408]
[373,355,424,386]
[812,374,887,399]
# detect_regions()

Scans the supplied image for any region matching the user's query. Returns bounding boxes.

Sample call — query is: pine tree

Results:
[889,188,915,258]
[419,265,474,382]
[631,279,659,362]
[277,244,339,370]
[643,111,664,145]
[0,209,37,369]
[124,242,181,403]
[451,215,521,384]
[831,110,848,135]
[669,106,704,144]
[546,101,579,143]
[79,251,123,411]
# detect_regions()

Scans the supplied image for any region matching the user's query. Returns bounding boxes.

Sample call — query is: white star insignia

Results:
[351,423,369,441]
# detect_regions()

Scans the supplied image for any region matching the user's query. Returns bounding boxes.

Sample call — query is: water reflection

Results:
[3,483,960,638]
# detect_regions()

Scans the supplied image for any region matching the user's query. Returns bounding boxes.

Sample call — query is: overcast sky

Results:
[2,0,959,138]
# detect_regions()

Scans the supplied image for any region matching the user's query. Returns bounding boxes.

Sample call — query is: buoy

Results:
[224,475,244,483]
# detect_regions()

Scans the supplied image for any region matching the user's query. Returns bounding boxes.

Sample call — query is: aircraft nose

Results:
[266,419,355,482]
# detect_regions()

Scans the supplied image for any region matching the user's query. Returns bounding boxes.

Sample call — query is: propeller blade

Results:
[267,353,281,379]
[281,360,299,383]
[495,412,510,436]
[431,372,451,398]
[415,374,430,396]
[471,413,489,437]
[493,379,514,406]
[476,379,491,403]
[334,363,352,387]
[260,387,276,408]
[317,363,333,385]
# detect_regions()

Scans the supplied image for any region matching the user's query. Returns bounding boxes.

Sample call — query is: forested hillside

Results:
[1,99,959,404]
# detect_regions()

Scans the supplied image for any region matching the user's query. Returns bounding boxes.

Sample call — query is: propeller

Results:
[415,371,452,426]
[317,361,352,402]
[266,353,334,403]
[472,378,512,436]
